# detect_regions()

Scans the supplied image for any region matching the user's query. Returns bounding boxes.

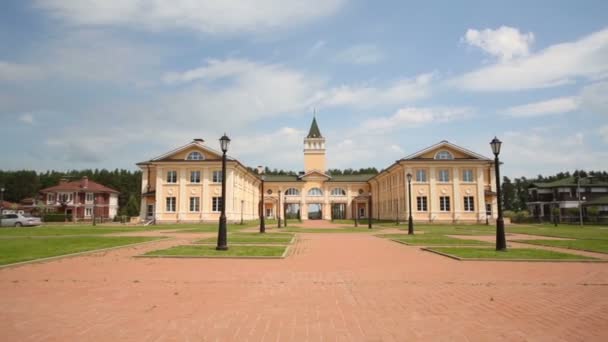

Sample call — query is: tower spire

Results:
[307,115,322,138]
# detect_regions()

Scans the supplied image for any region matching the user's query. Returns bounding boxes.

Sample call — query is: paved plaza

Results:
[1,229,607,341]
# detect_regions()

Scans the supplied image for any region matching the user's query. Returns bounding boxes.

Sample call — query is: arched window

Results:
[308,188,323,196]
[186,151,204,160]
[331,188,346,196]
[434,150,454,160]
[285,188,300,196]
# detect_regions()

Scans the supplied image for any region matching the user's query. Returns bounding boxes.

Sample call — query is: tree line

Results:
[502,170,608,212]
[0,169,141,217]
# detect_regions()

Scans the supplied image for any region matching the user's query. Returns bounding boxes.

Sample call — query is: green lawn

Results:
[0,226,171,237]
[377,234,492,246]
[0,236,163,266]
[428,247,594,260]
[282,227,384,233]
[195,233,294,244]
[516,239,608,254]
[506,225,608,240]
[167,224,249,233]
[144,245,287,257]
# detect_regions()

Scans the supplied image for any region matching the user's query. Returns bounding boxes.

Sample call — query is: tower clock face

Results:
[267,189,273,195]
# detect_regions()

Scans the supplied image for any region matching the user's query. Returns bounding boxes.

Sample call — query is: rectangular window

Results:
[464,196,475,211]
[85,208,92,217]
[438,169,450,182]
[166,197,176,212]
[212,170,223,183]
[48,194,55,203]
[189,197,200,212]
[167,171,177,183]
[440,196,451,211]
[416,169,427,182]
[212,197,223,212]
[190,171,201,183]
[416,196,428,211]
[462,169,474,182]
[86,193,94,202]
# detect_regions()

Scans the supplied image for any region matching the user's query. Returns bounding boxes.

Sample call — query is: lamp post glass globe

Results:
[220,134,231,153]
[490,137,502,156]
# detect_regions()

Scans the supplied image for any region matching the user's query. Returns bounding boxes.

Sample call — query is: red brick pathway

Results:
[1,233,607,341]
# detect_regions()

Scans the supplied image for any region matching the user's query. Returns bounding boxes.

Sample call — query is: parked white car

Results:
[0,213,42,227]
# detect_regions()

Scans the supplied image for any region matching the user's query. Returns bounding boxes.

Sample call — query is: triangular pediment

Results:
[401,141,491,161]
[150,141,227,162]
[299,170,331,180]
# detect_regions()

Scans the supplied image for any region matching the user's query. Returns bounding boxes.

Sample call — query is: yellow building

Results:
[137,118,497,223]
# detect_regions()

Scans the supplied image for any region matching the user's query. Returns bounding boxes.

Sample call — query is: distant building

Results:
[39,177,119,220]
[527,177,608,221]
[137,118,499,223]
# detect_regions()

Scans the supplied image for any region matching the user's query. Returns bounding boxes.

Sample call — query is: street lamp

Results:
[490,137,507,251]
[577,176,593,226]
[407,173,414,235]
[368,192,372,229]
[278,190,282,228]
[216,133,230,251]
[257,166,265,233]
[240,199,244,225]
[0,187,5,227]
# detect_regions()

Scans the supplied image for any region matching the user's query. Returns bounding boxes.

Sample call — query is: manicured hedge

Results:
[43,214,72,222]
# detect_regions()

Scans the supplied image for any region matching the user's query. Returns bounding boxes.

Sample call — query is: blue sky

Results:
[1,0,607,178]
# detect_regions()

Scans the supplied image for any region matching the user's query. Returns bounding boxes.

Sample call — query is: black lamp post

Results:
[368,192,372,229]
[216,133,230,251]
[92,194,96,226]
[257,166,265,233]
[0,187,4,227]
[353,199,358,227]
[277,190,282,228]
[240,199,244,225]
[490,137,507,251]
[283,200,288,228]
[407,173,414,235]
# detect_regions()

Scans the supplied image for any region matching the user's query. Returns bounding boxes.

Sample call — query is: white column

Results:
[155,167,163,220]
[178,168,186,221]
[226,168,235,219]
[452,167,460,221]
[139,167,148,220]
[429,166,436,221]
[202,168,210,220]
[477,167,485,222]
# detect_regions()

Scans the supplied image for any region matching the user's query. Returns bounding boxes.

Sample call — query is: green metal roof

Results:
[585,195,608,205]
[307,117,322,138]
[531,177,608,188]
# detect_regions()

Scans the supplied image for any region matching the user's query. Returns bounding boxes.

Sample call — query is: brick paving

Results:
[1,231,607,341]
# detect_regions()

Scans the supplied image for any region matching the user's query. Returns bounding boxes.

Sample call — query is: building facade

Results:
[40,177,119,220]
[138,118,498,223]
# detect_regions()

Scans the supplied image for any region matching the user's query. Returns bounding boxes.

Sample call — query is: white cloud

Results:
[503,96,580,117]
[35,0,345,35]
[18,113,35,125]
[463,26,534,61]
[579,81,608,115]
[361,106,473,132]
[452,27,608,91]
[0,61,44,82]
[333,44,385,65]
[319,73,434,108]
[501,128,608,177]
[600,126,608,143]
[307,40,326,56]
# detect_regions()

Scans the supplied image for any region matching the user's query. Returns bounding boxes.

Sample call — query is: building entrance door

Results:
[146,204,155,220]
[332,203,346,219]
[308,203,322,220]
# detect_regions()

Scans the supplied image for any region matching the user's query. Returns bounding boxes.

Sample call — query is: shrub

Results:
[43,214,72,222]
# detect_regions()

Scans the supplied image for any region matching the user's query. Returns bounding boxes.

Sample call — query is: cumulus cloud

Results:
[361,106,473,132]
[0,61,44,82]
[35,0,345,35]
[503,96,580,117]
[463,26,534,61]
[319,73,434,108]
[333,44,385,65]
[451,27,608,91]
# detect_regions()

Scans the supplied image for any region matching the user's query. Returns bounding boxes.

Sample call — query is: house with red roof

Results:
[40,176,119,221]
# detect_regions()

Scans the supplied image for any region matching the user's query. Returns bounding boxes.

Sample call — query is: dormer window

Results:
[186,151,204,160]
[435,150,454,160]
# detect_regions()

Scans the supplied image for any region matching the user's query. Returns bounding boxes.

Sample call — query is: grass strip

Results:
[378,234,491,246]
[515,239,608,254]
[144,245,287,257]
[428,247,595,260]
[0,236,163,265]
